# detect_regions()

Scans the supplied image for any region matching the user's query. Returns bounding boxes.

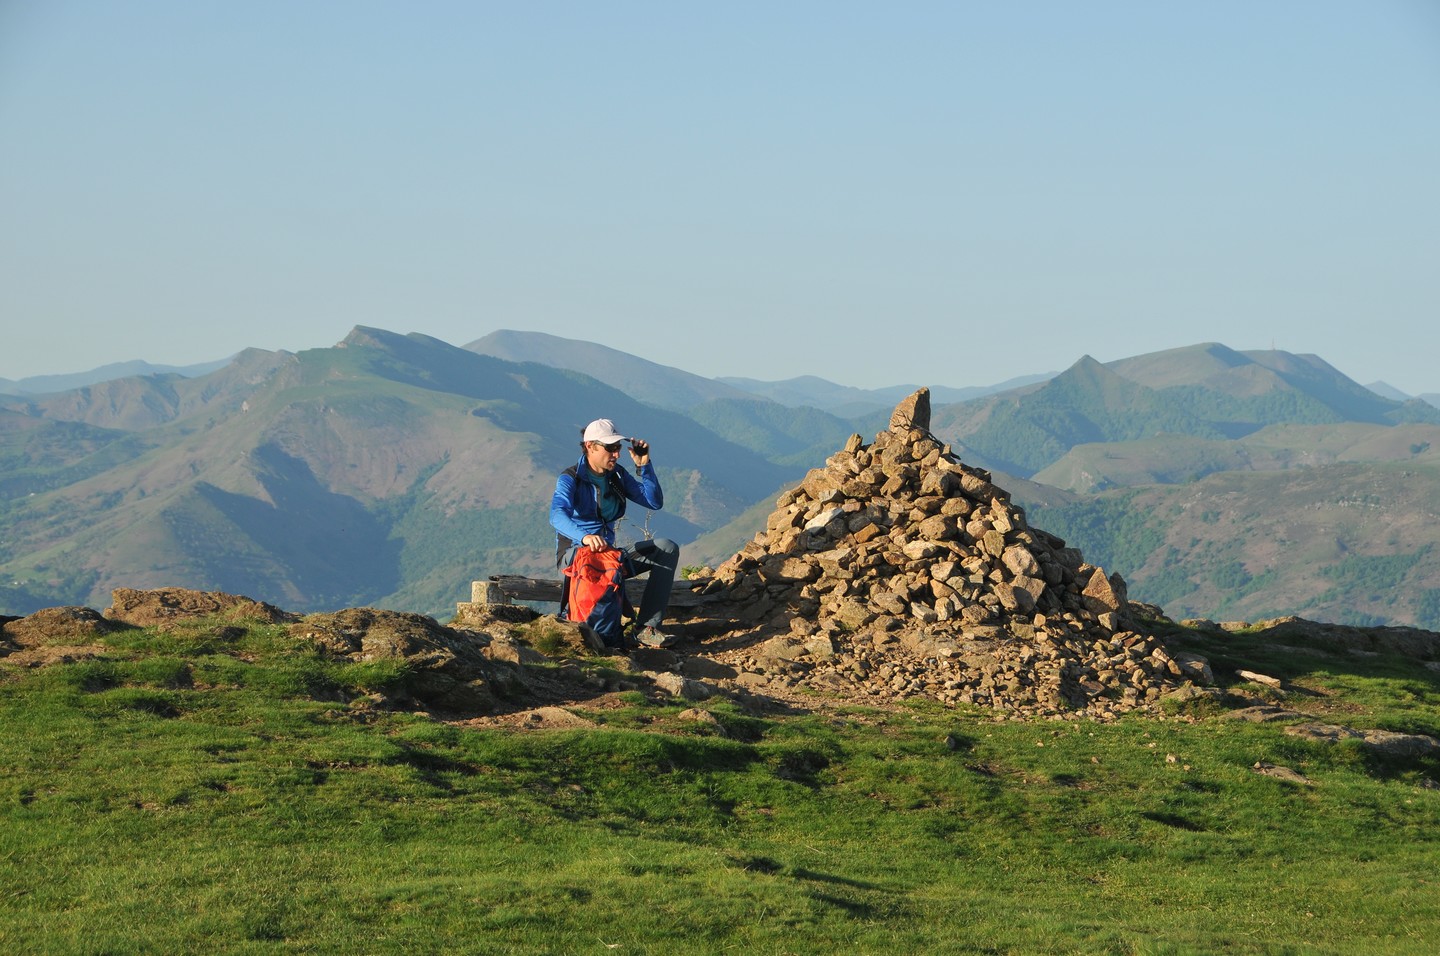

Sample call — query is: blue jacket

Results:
[550,453,663,562]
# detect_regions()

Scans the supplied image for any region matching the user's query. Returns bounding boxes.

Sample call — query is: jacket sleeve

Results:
[619,462,663,511]
[550,471,604,542]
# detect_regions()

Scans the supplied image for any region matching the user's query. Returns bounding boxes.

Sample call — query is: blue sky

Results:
[2,1,1437,393]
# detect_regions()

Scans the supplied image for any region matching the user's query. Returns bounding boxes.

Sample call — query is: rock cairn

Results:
[701,388,1210,718]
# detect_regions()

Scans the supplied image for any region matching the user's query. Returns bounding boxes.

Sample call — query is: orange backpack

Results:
[562,547,626,643]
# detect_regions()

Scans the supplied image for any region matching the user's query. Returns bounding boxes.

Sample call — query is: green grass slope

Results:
[464,328,755,411]
[1,614,1436,952]
[0,411,155,498]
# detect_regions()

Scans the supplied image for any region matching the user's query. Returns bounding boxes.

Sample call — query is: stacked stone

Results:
[704,388,1207,717]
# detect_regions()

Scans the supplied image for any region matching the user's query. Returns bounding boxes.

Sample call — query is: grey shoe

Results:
[632,626,678,649]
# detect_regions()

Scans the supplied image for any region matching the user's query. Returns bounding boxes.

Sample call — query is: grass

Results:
[1,617,1438,953]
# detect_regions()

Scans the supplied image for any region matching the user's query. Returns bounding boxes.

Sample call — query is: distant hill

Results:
[0,349,294,433]
[1365,381,1440,412]
[467,328,1052,416]
[716,373,1054,415]
[1366,381,1410,402]
[1106,345,1411,422]
[463,329,754,411]
[0,357,233,396]
[931,344,1440,478]
[683,398,879,468]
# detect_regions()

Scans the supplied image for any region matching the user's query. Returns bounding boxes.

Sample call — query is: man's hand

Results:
[581,534,607,551]
[629,438,650,467]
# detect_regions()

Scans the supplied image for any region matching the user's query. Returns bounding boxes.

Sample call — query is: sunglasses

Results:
[597,441,623,453]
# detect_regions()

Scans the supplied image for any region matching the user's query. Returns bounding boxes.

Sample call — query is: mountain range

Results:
[0,358,234,397]
[0,329,792,618]
[4,330,1440,631]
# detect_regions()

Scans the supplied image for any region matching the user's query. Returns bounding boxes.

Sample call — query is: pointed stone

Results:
[889,387,931,432]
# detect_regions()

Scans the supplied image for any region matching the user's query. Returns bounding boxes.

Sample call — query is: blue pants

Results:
[623,537,679,630]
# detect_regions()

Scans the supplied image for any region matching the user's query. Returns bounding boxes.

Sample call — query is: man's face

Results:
[587,440,621,472]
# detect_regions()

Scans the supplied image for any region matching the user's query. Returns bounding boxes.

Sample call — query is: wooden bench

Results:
[469,574,713,609]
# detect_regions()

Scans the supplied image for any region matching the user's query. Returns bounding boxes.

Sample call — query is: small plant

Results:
[519,620,570,657]
[336,658,414,695]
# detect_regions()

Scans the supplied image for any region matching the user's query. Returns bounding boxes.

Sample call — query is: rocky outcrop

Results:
[3,605,126,644]
[695,388,1208,717]
[0,606,123,667]
[106,587,297,629]
[1284,722,1440,758]
[1,586,677,717]
[290,607,519,713]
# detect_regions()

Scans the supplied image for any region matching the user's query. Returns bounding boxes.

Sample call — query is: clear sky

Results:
[2,1,1438,393]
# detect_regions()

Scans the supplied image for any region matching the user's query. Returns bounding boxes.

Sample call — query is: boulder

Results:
[1285,722,1440,758]
[0,606,118,668]
[292,607,509,713]
[651,672,716,701]
[106,587,297,629]
[888,387,931,431]
[2,605,126,644]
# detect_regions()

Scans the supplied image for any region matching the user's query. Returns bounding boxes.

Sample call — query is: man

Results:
[550,418,679,651]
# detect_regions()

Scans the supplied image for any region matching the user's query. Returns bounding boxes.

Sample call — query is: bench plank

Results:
[485,574,710,607]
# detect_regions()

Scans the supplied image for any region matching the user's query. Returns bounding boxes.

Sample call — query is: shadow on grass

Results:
[771,747,832,788]
[1141,811,1208,833]
[805,890,885,920]
[791,867,888,891]
[384,740,483,787]
[1356,746,1440,783]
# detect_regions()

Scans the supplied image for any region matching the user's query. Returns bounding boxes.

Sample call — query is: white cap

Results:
[582,418,626,444]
